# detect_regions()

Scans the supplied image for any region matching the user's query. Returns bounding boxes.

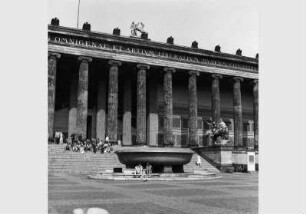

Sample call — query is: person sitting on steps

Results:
[134,164,143,178]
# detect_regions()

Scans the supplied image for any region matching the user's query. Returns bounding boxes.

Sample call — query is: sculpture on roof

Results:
[130,22,146,37]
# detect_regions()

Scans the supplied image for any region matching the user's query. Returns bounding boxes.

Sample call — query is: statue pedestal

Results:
[192,145,234,173]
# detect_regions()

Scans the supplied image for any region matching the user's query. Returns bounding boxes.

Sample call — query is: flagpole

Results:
[77,0,81,28]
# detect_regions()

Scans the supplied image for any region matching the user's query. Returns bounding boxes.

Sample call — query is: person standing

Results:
[196,155,202,167]
[59,133,64,144]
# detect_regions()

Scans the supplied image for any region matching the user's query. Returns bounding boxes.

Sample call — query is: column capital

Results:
[211,74,223,80]
[137,64,150,70]
[163,67,176,73]
[188,70,200,76]
[232,77,244,83]
[78,56,92,63]
[108,60,122,67]
[48,52,61,59]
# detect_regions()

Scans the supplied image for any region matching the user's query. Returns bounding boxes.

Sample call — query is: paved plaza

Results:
[48,172,258,214]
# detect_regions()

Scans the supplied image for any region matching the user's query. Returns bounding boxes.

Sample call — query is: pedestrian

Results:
[196,155,202,167]
[145,162,152,177]
[105,135,109,143]
[134,163,143,177]
[59,133,64,144]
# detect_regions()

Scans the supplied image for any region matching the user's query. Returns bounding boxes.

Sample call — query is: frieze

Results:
[48,33,258,73]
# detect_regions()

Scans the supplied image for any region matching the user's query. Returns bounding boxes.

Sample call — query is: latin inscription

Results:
[48,34,257,72]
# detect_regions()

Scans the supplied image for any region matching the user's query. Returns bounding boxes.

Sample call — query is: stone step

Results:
[48,153,112,155]
[49,167,120,170]
[49,157,116,159]
[184,154,220,173]
[49,154,112,157]
[49,158,118,160]
[48,165,121,168]
[48,161,120,164]
[49,159,118,162]
[49,161,118,164]
[48,156,119,159]
[49,157,117,159]
[48,144,126,174]
[48,167,124,171]
[48,161,121,164]
[49,163,121,166]
[48,145,219,174]
[49,166,122,168]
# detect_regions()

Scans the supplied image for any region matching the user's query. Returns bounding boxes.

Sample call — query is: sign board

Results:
[247,152,256,172]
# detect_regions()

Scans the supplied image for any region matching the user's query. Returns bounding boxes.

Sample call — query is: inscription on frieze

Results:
[48,34,258,72]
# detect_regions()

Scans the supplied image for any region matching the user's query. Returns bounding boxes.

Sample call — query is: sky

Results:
[48,0,259,57]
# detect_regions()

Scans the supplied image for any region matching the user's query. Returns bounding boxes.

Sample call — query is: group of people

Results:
[134,163,152,178]
[65,134,114,154]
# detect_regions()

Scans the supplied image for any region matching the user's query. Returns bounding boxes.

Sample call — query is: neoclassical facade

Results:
[48,20,259,151]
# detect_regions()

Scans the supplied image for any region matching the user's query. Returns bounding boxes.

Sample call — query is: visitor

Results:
[85,139,91,152]
[80,141,85,154]
[72,140,78,152]
[134,164,143,178]
[145,162,152,177]
[117,140,121,147]
[105,135,110,144]
[92,139,97,153]
[103,142,108,153]
[97,139,104,153]
[109,143,113,153]
[65,142,71,151]
[70,134,75,144]
[59,133,64,144]
[196,155,202,167]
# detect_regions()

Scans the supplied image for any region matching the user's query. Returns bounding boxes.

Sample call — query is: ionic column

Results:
[252,80,259,148]
[163,67,175,146]
[107,60,122,142]
[211,74,222,123]
[68,78,77,140]
[188,71,199,146]
[136,64,150,145]
[48,52,61,141]
[123,77,132,146]
[233,77,244,147]
[76,56,92,137]
[96,79,107,141]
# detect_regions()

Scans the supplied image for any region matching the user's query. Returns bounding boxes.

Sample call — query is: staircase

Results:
[48,144,125,174]
[49,144,219,174]
[184,153,220,174]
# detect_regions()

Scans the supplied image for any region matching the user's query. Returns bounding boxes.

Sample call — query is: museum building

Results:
[48,19,259,152]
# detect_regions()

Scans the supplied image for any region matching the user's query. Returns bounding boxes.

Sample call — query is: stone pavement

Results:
[49,172,258,214]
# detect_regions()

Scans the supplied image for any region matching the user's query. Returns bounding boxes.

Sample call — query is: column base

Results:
[135,143,147,147]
